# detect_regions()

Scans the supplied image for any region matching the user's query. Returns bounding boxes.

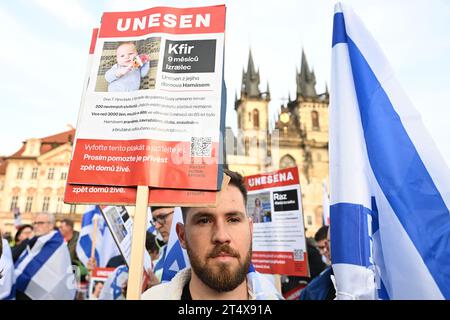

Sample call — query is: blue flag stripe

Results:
[4,283,16,300]
[330,203,372,267]
[344,33,450,297]
[161,242,186,282]
[15,249,29,268]
[153,246,167,272]
[81,207,101,226]
[78,235,100,265]
[378,278,390,300]
[371,197,379,234]
[332,12,347,47]
[16,232,62,292]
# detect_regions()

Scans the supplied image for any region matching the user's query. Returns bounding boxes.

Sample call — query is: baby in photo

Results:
[105,42,150,92]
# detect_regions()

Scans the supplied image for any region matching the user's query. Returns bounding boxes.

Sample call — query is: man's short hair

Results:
[60,218,74,229]
[181,169,247,221]
[150,206,172,213]
[36,212,56,225]
[314,225,329,242]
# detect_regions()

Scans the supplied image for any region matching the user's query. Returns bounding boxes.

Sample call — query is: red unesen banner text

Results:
[99,5,226,38]
[245,166,300,192]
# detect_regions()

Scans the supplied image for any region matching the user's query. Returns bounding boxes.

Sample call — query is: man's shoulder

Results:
[141,268,191,300]
[141,281,175,300]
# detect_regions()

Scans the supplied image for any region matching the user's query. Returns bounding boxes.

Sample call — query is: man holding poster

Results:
[141,170,282,300]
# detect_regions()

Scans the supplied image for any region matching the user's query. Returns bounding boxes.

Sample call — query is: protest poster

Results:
[244,167,308,277]
[66,5,226,191]
[88,267,115,300]
[63,5,227,300]
[99,205,152,272]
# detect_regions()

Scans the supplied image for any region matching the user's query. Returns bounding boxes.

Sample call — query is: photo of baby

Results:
[95,38,161,92]
[105,42,149,92]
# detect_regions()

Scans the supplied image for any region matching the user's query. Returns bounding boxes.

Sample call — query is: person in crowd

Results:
[11,224,34,262]
[59,219,81,266]
[14,224,34,246]
[150,206,175,281]
[315,225,331,265]
[299,227,335,300]
[101,232,161,299]
[281,230,327,298]
[141,169,283,300]
[15,212,75,300]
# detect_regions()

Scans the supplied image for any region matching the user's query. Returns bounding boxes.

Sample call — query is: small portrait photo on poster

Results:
[95,37,161,92]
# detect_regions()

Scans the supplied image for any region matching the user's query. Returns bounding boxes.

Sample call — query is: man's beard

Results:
[187,242,252,293]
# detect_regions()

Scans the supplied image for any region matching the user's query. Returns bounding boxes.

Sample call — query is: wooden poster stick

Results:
[126,185,149,300]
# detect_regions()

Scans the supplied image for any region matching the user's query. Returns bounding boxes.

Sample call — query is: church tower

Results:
[234,50,270,165]
[272,49,329,229]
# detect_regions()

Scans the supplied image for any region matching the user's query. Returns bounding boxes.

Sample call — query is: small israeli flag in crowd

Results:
[330,3,450,299]
[161,207,190,282]
[76,205,119,268]
[248,264,284,300]
[99,265,128,300]
[14,230,76,300]
[0,238,15,300]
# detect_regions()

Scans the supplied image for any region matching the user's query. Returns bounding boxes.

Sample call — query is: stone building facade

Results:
[226,50,329,237]
[0,128,85,235]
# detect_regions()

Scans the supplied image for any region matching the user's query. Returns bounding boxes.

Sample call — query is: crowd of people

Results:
[0,169,333,300]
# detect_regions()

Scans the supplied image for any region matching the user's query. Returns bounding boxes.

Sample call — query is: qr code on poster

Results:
[190,137,212,157]
[293,249,304,261]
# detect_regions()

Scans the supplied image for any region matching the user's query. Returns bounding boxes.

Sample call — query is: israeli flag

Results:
[322,181,330,226]
[247,264,284,300]
[161,207,190,282]
[0,239,15,300]
[14,231,76,300]
[76,205,119,268]
[98,265,128,300]
[330,3,450,299]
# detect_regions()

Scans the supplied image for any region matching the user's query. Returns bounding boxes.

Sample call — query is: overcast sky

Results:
[1,0,449,166]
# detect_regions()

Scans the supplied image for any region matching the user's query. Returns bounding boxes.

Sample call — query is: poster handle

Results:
[126,185,149,300]
[88,215,99,274]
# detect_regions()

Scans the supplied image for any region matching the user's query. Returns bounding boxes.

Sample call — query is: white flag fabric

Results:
[330,3,450,300]
[161,207,190,282]
[76,205,120,268]
[322,181,330,226]
[0,239,15,300]
[98,264,128,300]
[14,230,76,300]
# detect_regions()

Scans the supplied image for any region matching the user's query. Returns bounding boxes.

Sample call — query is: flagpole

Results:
[90,215,98,263]
[126,185,149,300]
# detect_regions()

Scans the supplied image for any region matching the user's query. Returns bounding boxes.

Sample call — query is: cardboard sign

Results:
[245,167,309,277]
[66,5,226,191]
